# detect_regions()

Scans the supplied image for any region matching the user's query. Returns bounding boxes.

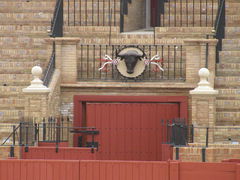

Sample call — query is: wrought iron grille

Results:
[66,0,120,26]
[43,42,56,86]
[77,44,186,82]
[159,0,219,27]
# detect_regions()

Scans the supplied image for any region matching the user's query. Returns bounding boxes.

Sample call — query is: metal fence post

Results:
[206,127,209,147]
[202,148,206,162]
[12,125,16,146]
[25,125,29,152]
[43,118,46,141]
[176,147,179,160]
[9,146,14,158]
[19,122,23,146]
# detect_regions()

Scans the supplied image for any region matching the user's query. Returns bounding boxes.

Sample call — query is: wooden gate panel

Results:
[0,160,21,180]
[86,103,179,161]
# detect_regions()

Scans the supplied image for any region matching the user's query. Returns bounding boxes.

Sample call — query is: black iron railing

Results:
[161,118,192,146]
[159,0,219,27]
[43,42,56,87]
[66,0,120,26]
[0,117,99,155]
[50,0,63,37]
[214,0,225,63]
[77,44,186,81]
[1,124,21,147]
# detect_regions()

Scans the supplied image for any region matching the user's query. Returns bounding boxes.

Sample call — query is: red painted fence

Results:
[0,160,239,180]
[22,147,96,160]
[22,145,173,161]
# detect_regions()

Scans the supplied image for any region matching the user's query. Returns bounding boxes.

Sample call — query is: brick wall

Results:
[174,144,240,162]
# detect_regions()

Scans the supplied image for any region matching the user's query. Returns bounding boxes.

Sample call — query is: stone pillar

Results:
[190,68,218,143]
[184,39,218,86]
[45,37,80,84]
[23,66,50,123]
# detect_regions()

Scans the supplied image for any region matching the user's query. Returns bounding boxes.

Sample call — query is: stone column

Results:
[22,66,50,123]
[190,68,218,144]
[45,37,80,84]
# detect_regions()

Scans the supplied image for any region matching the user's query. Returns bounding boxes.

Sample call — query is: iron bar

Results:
[202,148,206,162]
[206,127,209,147]
[193,0,195,26]
[186,0,188,27]
[12,125,16,146]
[92,0,94,26]
[10,146,14,157]
[19,122,23,146]
[79,0,82,25]
[205,35,209,68]
[68,0,70,25]
[200,0,202,26]
[74,0,76,26]
[25,125,29,152]
[176,147,179,160]
[85,0,87,26]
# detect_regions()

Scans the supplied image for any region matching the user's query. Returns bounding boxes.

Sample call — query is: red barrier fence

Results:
[22,145,173,161]
[21,147,96,160]
[0,159,239,180]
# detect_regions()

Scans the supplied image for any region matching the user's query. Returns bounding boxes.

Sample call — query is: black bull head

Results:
[117,50,145,74]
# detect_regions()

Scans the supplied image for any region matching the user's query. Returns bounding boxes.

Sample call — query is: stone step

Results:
[226,3,240,15]
[0,1,55,13]
[0,13,52,25]
[0,25,49,37]
[0,74,32,86]
[214,126,240,143]
[225,27,240,39]
[226,15,240,26]
[216,67,240,76]
[215,76,240,88]
[0,98,24,109]
[0,49,47,59]
[0,109,24,123]
[216,99,240,111]
[0,61,42,74]
[0,86,25,98]
[219,51,240,63]
[216,63,240,72]
[222,39,240,51]
[216,112,240,126]
[217,89,240,98]
[0,37,46,48]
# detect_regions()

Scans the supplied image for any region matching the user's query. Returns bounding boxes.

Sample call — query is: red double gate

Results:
[74,96,188,161]
[86,103,178,161]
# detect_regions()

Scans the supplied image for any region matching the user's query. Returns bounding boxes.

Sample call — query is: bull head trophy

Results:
[98,46,164,78]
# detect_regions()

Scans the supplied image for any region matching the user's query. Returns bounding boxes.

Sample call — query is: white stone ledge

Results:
[61,82,196,89]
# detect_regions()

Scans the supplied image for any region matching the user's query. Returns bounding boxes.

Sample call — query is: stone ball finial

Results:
[190,68,218,95]
[22,65,50,93]
[199,68,209,78]
[31,66,42,77]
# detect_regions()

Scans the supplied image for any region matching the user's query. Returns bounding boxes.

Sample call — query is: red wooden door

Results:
[86,103,179,161]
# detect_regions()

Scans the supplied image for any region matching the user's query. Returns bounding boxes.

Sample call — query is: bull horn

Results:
[118,47,144,57]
